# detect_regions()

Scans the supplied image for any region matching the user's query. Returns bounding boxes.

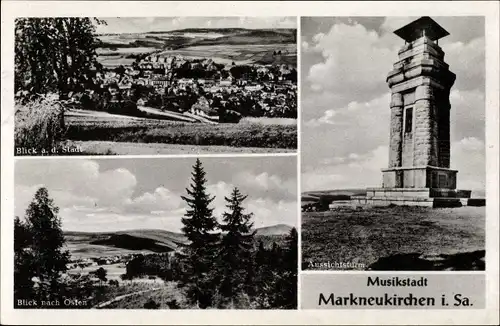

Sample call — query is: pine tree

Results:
[14,216,35,304]
[282,227,298,308]
[24,187,70,301]
[215,187,256,307]
[179,159,219,308]
[269,227,298,309]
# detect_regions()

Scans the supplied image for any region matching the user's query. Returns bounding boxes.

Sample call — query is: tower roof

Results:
[394,16,449,42]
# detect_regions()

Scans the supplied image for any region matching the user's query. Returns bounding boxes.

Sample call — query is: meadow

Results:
[64,114,297,152]
[302,206,485,271]
[100,281,189,309]
[96,28,297,68]
[157,44,297,66]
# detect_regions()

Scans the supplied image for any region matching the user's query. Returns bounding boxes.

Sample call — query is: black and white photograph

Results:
[301,16,486,271]
[14,17,297,156]
[2,0,500,324]
[14,156,298,309]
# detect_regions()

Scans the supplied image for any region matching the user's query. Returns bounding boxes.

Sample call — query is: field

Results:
[302,206,485,271]
[64,225,290,260]
[157,44,296,66]
[61,110,297,154]
[96,28,297,68]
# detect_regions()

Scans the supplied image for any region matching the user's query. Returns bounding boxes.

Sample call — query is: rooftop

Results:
[394,16,450,43]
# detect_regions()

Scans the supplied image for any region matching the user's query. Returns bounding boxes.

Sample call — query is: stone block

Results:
[456,190,472,198]
[467,198,486,206]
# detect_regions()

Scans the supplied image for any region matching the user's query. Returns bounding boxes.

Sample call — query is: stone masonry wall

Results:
[437,90,451,168]
[413,85,438,166]
[389,93,403,167]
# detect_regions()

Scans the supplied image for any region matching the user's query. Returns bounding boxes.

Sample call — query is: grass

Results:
[103,281,190,309]
[14,96,65,152]
[302,206,485,271]
[65,117,297,149]
[93,282,163,307]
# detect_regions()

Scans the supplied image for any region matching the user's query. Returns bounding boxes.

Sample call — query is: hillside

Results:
[191,29,296,46]
[97,28,296,50]
[255,223,292,236]
[302,206,485,271]
[64,224,293,257]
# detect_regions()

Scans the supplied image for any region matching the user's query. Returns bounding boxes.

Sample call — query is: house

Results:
[245,85,262,92]
[118,75,132,90]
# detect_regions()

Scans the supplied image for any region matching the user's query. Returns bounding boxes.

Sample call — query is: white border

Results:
[2,1,499,325]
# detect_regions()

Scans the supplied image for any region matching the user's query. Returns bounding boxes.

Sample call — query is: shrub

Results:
[14,94,66,154]
[143,298,160,309]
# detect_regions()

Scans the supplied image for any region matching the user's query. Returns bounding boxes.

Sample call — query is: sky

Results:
[95,17,297,34]
[15,157,297,232]
[301,16,485,195]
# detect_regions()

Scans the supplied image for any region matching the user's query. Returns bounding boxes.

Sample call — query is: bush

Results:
[14,94,66,153]
[143,298,160,309]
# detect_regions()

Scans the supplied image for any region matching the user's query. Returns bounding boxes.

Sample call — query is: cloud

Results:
[302,93,391,171]
[451,137,485,195]
[206,181,296,229]
[306,22,397,104]
[303,137,485,196]
[305,109,337,127]
[233,171,296,200]
[127,187,183,213]
[15,160,137,209]
[302,146,388,191]
[302,41,310,51]
[450,89,485,141]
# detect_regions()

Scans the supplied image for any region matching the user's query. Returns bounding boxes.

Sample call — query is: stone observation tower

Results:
[352,16,472,207]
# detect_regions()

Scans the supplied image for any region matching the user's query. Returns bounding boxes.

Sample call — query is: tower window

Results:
[405,107,413,133]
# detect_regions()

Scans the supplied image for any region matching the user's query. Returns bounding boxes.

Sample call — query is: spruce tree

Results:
[269,227,298,309]
[14,216,35,304]
[216,187,256,306]
[23,187,70,301]
[179,159,219,308]
[282,227,298,308]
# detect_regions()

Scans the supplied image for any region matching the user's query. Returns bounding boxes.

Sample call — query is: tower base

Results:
[382,166,458,189]
[349,187,472,208]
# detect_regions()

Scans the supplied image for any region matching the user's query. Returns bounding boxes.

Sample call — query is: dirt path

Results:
[95,287,162,309]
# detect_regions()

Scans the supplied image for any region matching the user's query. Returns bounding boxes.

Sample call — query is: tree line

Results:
[173,158,297,309]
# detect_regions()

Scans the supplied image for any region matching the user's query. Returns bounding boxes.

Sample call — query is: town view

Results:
[14,17,298,155]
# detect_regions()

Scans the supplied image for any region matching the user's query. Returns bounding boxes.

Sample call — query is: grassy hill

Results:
[302,206,485,271]
[64,224,292,257]
[255,223,292,236]
[97,28,296,50]
[191,29,296,46]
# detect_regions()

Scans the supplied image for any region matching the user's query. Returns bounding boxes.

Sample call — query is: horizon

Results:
[62,222,294,234]
[96,26,296,36]
[95,17,297,35]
